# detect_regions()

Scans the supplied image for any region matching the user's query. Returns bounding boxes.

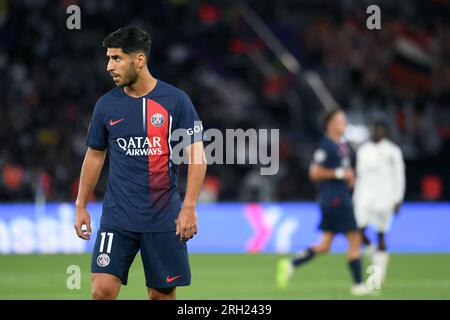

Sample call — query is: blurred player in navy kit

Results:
[74,26,207,300]
[277,109,372,296]
[353,120,405,287]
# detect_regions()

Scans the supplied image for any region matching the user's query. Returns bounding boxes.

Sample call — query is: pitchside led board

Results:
[0,202,449,254]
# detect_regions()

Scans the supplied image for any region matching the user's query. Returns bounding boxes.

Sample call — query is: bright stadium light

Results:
[345,124,370,146]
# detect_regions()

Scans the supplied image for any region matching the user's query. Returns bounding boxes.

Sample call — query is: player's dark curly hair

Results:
[371,118,390,136]
[319,108,342,129]
[103,26,151,58]
[371,118,388,130]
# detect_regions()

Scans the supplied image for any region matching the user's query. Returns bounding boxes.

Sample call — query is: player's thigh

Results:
[320,205,357,234]
[91,226,140,286]
[354,205,371,228]
[140,232,191,289]
[147,287,176,300]
[373,210,393,233]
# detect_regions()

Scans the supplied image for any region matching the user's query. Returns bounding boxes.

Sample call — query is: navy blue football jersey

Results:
[312,136,355,207]
[86,79,202,232]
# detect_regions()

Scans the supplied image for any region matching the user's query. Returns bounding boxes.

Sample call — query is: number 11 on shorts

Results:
[99,232,114,254]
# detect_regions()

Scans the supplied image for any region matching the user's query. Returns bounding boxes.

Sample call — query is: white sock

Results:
[372,251,389,283]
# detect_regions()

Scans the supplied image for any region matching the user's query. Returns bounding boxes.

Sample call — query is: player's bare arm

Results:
[74,147,107,240]
[309,163,354,186]
[176,141,207,242]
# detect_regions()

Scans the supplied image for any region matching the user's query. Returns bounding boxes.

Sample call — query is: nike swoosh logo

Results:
[109,118,124,126]
[166,275,182,283]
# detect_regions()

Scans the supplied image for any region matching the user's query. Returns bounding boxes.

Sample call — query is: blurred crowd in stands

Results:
[0,0,449,202]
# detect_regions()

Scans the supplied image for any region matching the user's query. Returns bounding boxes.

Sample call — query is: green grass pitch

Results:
[0,253,449,299]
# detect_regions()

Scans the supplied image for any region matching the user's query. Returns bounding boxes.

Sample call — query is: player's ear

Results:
[137,53,146,69]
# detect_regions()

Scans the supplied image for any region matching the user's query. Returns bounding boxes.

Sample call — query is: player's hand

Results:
[74,206,92,240]
[393,202,402,215]
[176,206,198,242]
[344,169,355,188]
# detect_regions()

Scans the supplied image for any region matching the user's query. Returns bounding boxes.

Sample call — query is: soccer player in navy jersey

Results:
[277,109,373,296]
[74,26,207,300]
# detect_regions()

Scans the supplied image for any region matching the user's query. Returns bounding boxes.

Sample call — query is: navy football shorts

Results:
[91,225,191,288]
[319,205,358,234]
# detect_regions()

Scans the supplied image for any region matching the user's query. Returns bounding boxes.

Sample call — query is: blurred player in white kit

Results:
[353,119,405,286]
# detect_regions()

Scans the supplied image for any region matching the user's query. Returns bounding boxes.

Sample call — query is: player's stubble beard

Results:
[117,62,139,87]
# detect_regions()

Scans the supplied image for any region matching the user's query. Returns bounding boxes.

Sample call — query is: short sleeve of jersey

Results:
[176,92,203,145]
[313,148,327,164]
[86,100,108,150]
[313,140,333,168]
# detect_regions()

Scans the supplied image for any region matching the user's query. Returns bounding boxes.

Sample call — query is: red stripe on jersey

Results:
[146,98,170,208]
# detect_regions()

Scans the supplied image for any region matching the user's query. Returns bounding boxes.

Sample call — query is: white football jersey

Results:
[353,139,405,212]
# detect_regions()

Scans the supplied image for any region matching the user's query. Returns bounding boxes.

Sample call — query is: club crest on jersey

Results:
[97,253,110,267]
[151,113,165,127]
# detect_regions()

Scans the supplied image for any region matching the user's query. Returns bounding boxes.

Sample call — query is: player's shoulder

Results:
[95,87,125,108]
[383,139,402,153]
[318,136,332,149]
[156,79,191,102]
[357,141,372,153]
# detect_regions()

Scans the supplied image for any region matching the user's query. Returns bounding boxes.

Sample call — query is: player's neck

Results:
[124,70,157,98]
[372,137,384,144]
